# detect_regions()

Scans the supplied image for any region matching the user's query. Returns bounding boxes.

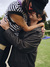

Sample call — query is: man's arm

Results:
[3,27,42,53]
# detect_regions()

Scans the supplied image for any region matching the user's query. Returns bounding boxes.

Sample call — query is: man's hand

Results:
[41,27,45,36]
[39,22,45,36]
[0,18,10,30]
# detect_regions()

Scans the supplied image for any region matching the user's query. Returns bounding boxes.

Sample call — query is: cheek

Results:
[33,17,38,20]
[35,15,38,19]
[34,16,37,19]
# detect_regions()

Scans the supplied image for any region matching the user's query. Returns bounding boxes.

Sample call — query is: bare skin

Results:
[8,14,44,31]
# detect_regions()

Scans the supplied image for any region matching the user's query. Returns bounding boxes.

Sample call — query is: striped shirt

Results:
[4,1,27,36]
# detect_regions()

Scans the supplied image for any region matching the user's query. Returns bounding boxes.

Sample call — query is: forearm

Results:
[23,24,42,32]
[25,24,40,31]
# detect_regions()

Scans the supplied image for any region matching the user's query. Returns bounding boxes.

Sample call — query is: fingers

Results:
[4,18,9,24]
[4,17,7,22]
[5,18,8,22]
[41,27,45,36]
[0,18,10,30]
[0,18,7,26]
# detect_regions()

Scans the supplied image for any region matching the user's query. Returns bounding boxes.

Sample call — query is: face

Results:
[31,12,38,21]
[29,12,38,21]
[28,2,38,21]
[29,12,42,22]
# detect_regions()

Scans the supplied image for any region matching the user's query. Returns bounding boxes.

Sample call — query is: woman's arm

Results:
[10,14,44,32]
[0,18,45,36]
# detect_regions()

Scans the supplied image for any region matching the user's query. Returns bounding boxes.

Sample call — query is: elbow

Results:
[23,27,30,32]
[24,30,29,32]
[23,29,28,32]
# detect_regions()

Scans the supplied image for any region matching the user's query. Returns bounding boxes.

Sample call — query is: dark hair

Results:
[22,0,31,26]
[22,0,31,14]
[22,1,47,25]
[37,11,47,24]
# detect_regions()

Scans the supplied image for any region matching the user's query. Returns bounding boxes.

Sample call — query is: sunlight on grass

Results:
[35,39,50,67]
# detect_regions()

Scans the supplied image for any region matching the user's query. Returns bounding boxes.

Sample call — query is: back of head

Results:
[22,0,49,14]
[31,0,49,14]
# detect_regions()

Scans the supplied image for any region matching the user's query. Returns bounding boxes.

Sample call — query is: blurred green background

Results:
[35,39,50,67]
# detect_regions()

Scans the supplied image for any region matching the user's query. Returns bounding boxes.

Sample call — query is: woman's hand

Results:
[0,18,10,30]
[38,22,44,27]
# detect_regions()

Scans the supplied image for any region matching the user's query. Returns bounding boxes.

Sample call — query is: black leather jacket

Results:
[3,27,42,67]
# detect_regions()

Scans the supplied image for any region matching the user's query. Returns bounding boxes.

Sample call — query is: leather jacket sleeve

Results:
[3,27,42,53]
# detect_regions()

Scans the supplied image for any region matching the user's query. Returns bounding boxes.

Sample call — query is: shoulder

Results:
[19,27,43,47]
[7,1,23,12]
[8,1,21,7]
[31,27,43,37]
[21,27,43,39]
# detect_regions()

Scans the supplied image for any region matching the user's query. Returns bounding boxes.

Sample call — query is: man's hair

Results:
[38,11,47,24]
[42,11,47,22]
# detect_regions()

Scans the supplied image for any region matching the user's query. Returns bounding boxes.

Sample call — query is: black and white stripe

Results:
[4,1,27,36]
[4,1,27,66]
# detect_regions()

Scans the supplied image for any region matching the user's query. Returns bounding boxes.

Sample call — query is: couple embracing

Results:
[0,0,48,67]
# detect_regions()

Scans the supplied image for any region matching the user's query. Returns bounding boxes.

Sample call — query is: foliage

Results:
[45,32,50,36]
[0,17,3,20]
[0,15,4,20]
[45,20,50,30]
[45,30,50,36]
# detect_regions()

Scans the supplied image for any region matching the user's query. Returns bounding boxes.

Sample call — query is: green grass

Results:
[35,39,50,67]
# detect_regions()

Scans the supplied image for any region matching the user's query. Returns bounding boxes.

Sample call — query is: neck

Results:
[30,20,38,26]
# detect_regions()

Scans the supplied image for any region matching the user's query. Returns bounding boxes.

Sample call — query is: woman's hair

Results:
[22,0,31,25]
[22,0,31,13]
